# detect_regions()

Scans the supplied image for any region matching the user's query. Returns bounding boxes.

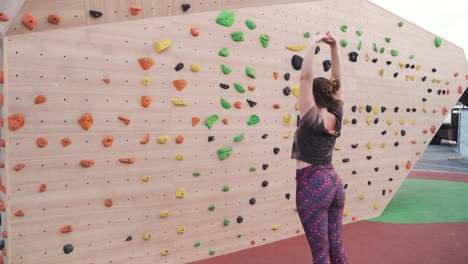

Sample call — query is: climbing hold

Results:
[0,12,9,22]
[181,3,191,12]
[39,184,47,193]
[422,76,427,82]
[459,86,464,94]
[59,225,73,234]
[304,32,310,38]
[287,43,307,51]
[340,25,348,32]
[80,160,94,168]
[342,158,350,163]
[351,144,358,149]
[155,40,171,53]
[175,63,184,71]
[283,87,291,96]
[245,19,256,30]
[273,72,279,80]
[234,82,245,93]
[209,250,216,256]
[237,216,244,223]
[119,157,136,164]
[231,31,245,41]
[138,58,155,70]
[222,118,228,125]
[273,147,280,154]
[401,130,406,136]
[141,77,151,86]
[118,115,130,125]
[358,194,365,200]
[143,232,152,240]
[47,14,61,24]
[260,34,269,48]
[284,73,290,81]
[398,21,404,27]
[434,37,442,48]
[194,241,201,247]
[176,188,186,199]
[247,115,260,125]
[217,146,233,161]
[171,99,187,106]
[357,41,362,51]
[348,52,358,62]
[373,43,378,52]
[161,248,170,256]
[292,55,303,70]
[36,137,48,148]
[340,40,348,48]
[234,101,242,108]
[386,61,392,65]
[205,115,219,129]
[219,83,230,90]
[208,204,215,210]
[177,226,186,234]
[246,67,256,78]
[379,47,385,53]
[442,107,448,116]
[351,106,357,112]
[63,244,74,254]
[159,209,169,217]
[323,60,331,72]
[366,105,372,113]
[248,85,256,91]
[89,10,103,18]
[216,11,236,27]
[315,46,321,54]
[22,13,37,30]
[219,47,229,57]
[409,54,415,59]
[365,54,370,62]
[173,79,187,91]
[141,96,152,108]
[351,119,357,125]
[220,98,232,109]
[192,117,200,127]
[130,6,142,16]
[102,77,111,84]
[247,99,257,107]
[61,138,71,147]
[157,135,169,144]
[393,72,398,78]
[283,113,293,125]
[141,175,151,182]
[387,119,393,125]
[262,180,269,187]
[14,164,25,171]
[406,160,412,170]
[262,134,268,139]
[221,64,231,75]
[272,224,281,230]
[191,64,200,72]
[291,85,300,97]
[234,133,245,142]
[372,58,378,63]
[223,219,231,226]
[249,167,256,172]
[192,171,200,177]
[367,142,373,149]
[104,198,113,207]
[8,113,26,131]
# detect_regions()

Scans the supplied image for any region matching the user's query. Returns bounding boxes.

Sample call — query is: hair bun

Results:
[331,79,340,93]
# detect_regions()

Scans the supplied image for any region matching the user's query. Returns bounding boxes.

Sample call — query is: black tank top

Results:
[291,99,344,165]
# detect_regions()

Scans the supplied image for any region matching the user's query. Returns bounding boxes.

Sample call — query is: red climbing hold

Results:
[458,85,463,94]
[118,115,130,125]
[39,184,47,193]
[35,95,47,104]
[273,72,279,80]
[273,104,280,109]
[138,58,155,70]
[14,163,25,171]
[432,109,437,114]
[47,14,61,24]
[119,157,136,164]
[8,113,25,131]
[60,225,73,233]
[130,6,142,16]
[223,118,228,125]
[352,216,357,221]
[102,77,111,83]
[15,210,24,217]
[248,86,256,91]
[173,79,188,91]
[140,133,150,144]
[79,113,93,130]
[454,72,459,77]
[0,94,3,106]
[191,27,200,37]
[446,89,450,95]
[141,96,152,108]
[430,125,436,134]
[36,137,48,148]
[0,140,4,147]
[234,101,242,108]
[104,198,113,207]
[411,139,417,144]
[102,136,113,147]
[442,107,448,115]
[406,160,412,170]
[0,71,3,83]
[192,117,200,127]
[416,152,421,156]
[422,129,428,134]
[0,12,9,22]
[176,135,184,144]
[61,138,71,147]
[22,13,37,30]
[250,240,255,245]
[2,231,6,238]
[80,160,95,167]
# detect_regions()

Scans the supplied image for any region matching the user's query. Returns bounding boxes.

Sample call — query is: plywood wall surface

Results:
[3,0,468,263]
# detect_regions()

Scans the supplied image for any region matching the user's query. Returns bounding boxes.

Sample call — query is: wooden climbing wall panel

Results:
[2,0,468,263]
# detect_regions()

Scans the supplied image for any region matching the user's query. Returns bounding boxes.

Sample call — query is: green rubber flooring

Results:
[368,178,468,224]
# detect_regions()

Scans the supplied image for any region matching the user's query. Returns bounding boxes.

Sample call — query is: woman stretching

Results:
[291,32,348,264]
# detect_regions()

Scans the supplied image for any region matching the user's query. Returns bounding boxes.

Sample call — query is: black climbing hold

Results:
[374,167,379,172]
[352,170,357,175]
[410,64,415,69]
[182,3,191,12]
[0,240,4,251]
[285,193,290,200]
[374,118,379,124]
[262,180,269,187]
[351,106,357,112]
[406,108,411,112]
[442,90,446,95]
[351,118,357,125]
[372,58,378,63]
[432,68,437,73]
[283,87,291,96]
[323,60,331,72]
[351,144,358,149]
[348,51,358,62]
[89,10,103,18]
[405,64,410,68]
[291,55,303,70]
[208,136,215,142]
[437,90,442,95]
[315,46,320,55]
[381,130,387,135]
[249,197,256,205]
[262,164,269,170]
[125,236,132,241]
[63,244,74,254]
[394,141,399,147]
[381,106,387,113]
[342,158,350,163]
[422,98,427,102]
[175,63,184,71]
[422,76,427,82]
[237,216,243,223]
[284,73,290,81]
[427,89,432,93]
[247,99,257,107]
[401,130,406,136]
[367,156,372,160]
[368,181,372,186]
[389,178,394,181]
[395,165,399,170]
[262,134,268,139]
[273,147,280,154]
[382,190,386,196]
[344,184,348,189]
[386,61,392,65]
[220,83,230,89]
[394,72,399,78]
[394,107,399,113]
[366,105,372,113]
[412,108,416,112]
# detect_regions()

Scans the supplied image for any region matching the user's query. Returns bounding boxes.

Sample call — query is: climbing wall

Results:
[2,0,468,263]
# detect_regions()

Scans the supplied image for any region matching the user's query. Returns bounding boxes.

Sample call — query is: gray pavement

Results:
[414,140,468,174]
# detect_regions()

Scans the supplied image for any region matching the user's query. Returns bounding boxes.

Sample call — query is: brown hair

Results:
[312,77,340,108]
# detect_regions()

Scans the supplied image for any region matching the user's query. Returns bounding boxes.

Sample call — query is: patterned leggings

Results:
[296,163,348,264]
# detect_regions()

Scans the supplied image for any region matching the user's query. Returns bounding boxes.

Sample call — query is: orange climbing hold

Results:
[173,79,188,91]
[60,225,73,233]
[0,12,9,22]
[15,210,24,217]
[0,163,3,168]
[104,198,113,207]
[102,77,111,83]
[140,133,150,144]
[119,157,136,164]
[141,96,152,108]
[118,115,130,125]
[176,135,184,144]
[14,163,25,171]
[138,58,155,70]
[8,113,26,131]
[191,27,200,37]
[39,184,47,193]
[0,200,4,212]
[102,136,113,147]
[234,101,242,108]
[0,94,3,105]
[36,137,48,148]
[0,140,4,147]
[273,104,280,109]
[35,95,47,104]
[406,160,412,170]
[223,118,228,125]
[442,107,448,115]
[22,13,37,30]
[80,160,95,168]
[192,117,200,127]
[61,138,71,147]
[273,72,279,80]
[79,113,93,130]
[0,71,3,83]
[47,14,61,24]
[248,85,256,91]
[0,118,3,127]
[130,6,142,16]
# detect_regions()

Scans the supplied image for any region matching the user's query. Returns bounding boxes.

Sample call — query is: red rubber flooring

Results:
[191,171,468,264]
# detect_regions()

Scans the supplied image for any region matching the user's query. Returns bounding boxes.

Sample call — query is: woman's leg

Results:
[296,167,336,264]
[327,175,348,264]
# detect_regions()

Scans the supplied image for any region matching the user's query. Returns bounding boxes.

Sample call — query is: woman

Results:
[291,32,348,264]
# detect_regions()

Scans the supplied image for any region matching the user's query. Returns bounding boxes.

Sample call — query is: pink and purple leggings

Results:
[296,163,348,264]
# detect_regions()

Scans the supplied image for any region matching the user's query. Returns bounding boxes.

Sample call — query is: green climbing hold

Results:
[194,241,201,247]
[357,41,363,51]
[356,30,363,36]
[222,186,230,192]
[231,31,244,41]
[409,54,415,59]
[260,34,269,48]
[219,48,229,57]
[205,114,219,129]
[216,11,236,27]
[208,204,215,210]
[234,133,245,142]
[238,234,243,238]
[209,250,216,256]
[234,82,245,93]
[434,37,442,48]
[385,37,391,43]
[217,146,233,161]
[304,32,310,38]
[246,67,256,78]
[245,19,256,30]
[221,98,231,109]
[380,47,385,54]
[398,21,404,27]
[221,64,231,75]
[373,43,378,52]
[249,167,256,172]
[193,172,201,177]
[223,219,231,226]
[340,40,348,48]
[390,50,399,56]
[340,25,348,32]
[247,115,260,125]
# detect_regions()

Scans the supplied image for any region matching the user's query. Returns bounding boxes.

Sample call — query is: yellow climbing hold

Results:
[399,119,405,125]
[142,175,151,182]
[171,99,187,106]
[160,210,169,218]
[155,39,171,53]
[399,63,405,68]
[175,154,185,161]
[157,135,169,144]
[380,143,386,148]
[272,224,281,230]
[358,194,365,200]
[422,107,427,113]
[143,232,152,240]
[286,43,307,51]
[379,69,385,76]
[394,130,400,136]
[176,188,185,199]
[387,119,393,125]
[291,84,300,98]
[283,113,293,125]
[343,118,349,124]
[367,142,372,149]
[405,75,415,81]
[343,208,349,217]
[161,248,170,256]
[366,117,372,126]
[416,65,421,70]
[445,81,450,85]
[373,106,379,114]
[359,106,365,113]
[411,119,417,125]
[365,54,370,62]
[283,131,292,139]
[295,103,300,110]
[191,64,200,72]
[141,77,151,86]
[334,146,341,151]
[177,226,185,234]
[373,203,380,209]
